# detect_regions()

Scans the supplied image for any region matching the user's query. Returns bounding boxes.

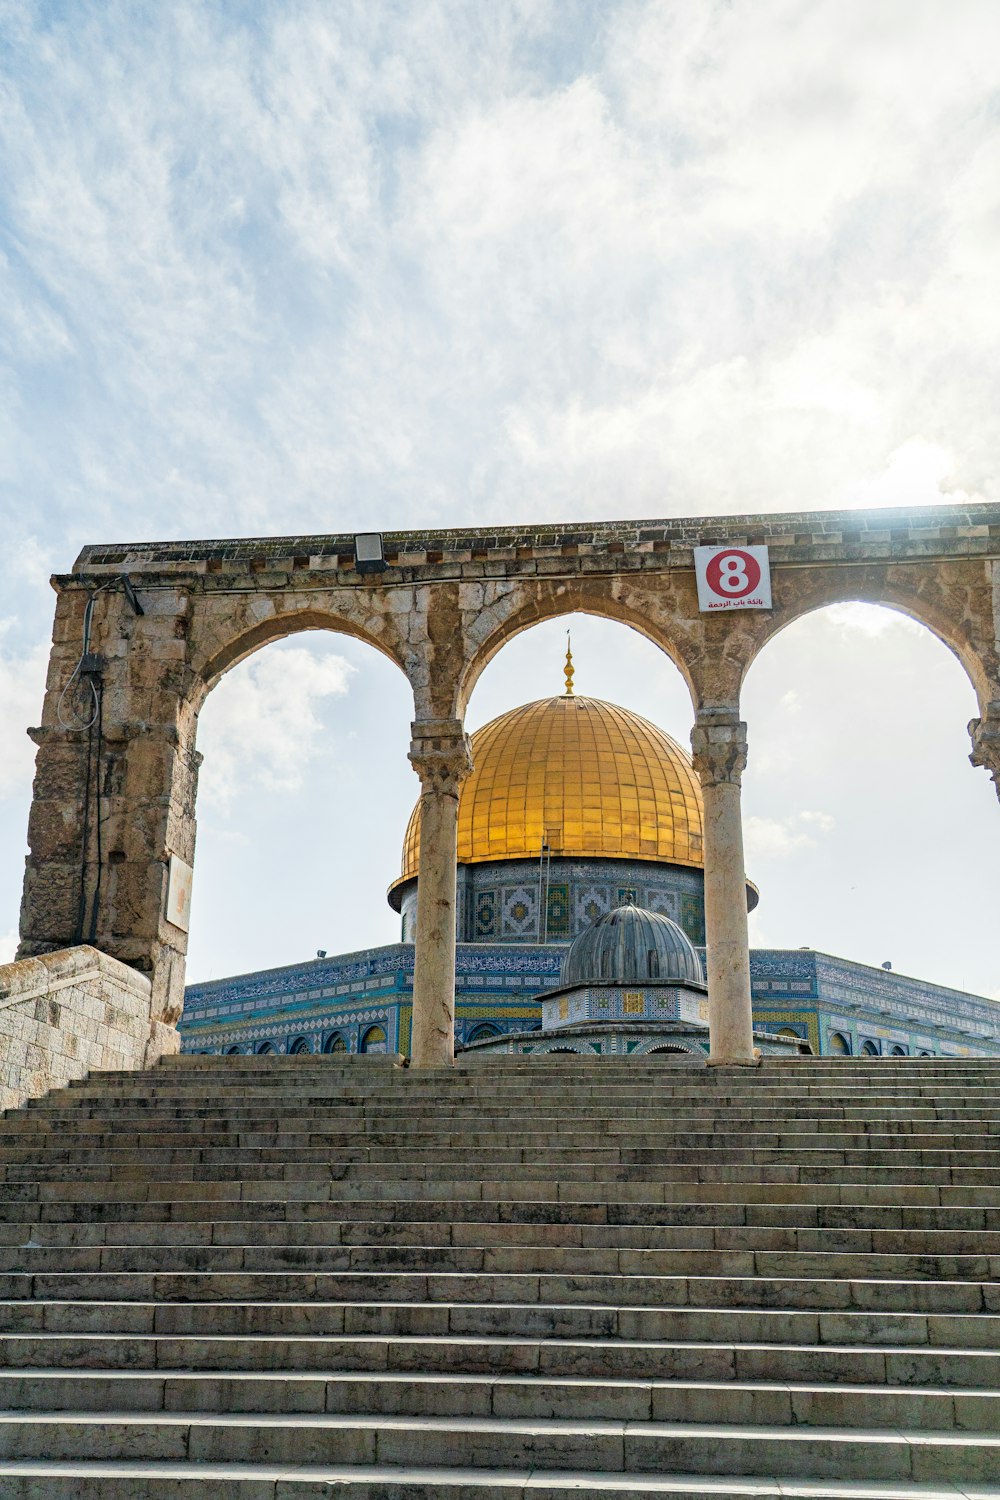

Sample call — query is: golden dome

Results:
[393,693,704,892]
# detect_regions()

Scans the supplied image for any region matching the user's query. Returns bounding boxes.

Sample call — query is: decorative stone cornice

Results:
[409,718,474,799]
[691,712,749,787]
[969,702,1000,794]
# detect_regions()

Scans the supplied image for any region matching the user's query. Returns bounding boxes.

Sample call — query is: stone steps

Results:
[3,1054,1000,1495]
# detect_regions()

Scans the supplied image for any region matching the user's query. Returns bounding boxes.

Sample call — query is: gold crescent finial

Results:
[564,632,574,696]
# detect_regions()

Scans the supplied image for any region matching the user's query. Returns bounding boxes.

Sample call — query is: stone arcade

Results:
[7,500,1000,1104]
[4,501,1000,1497]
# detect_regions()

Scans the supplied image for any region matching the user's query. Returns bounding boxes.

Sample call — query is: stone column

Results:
[19,580,199,1029]
[970,701,1000,799]
[409,719,473,1068]
[691,710,757,1067]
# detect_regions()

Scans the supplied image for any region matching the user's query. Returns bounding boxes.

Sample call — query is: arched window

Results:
[827,1032,851,1055]
[777,1026,802,1039]
[889,1044,907,1056]
[647,1045,689,1055]
[225,1045,241,1055]
[467,1023,501,1043]
[360,1024,387,1054]
[288,1037,311,1054]
[918,1049,934,1057]
[256,1041,276,1054]
[860,1039,880,1056]
[548,1046,580,1054]
[323,1031,348,1054]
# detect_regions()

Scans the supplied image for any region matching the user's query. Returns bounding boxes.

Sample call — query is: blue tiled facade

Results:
[179,941,1000,1058]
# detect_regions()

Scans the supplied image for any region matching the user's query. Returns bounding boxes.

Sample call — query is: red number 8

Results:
[706,549,761,599]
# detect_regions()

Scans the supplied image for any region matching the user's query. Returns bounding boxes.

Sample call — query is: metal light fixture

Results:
[354,533,387,574]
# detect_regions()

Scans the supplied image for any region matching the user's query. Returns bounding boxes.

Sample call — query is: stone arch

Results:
[188,605,414,715]
[455,584,700,721]
[174,610,417,1028]
[288,1036,311,1054]
[739,582,994,714]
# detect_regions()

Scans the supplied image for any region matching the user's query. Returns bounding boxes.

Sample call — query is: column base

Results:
[707,1050,762,1068]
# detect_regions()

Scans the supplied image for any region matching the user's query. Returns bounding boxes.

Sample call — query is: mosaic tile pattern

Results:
[181,939,1000,1061]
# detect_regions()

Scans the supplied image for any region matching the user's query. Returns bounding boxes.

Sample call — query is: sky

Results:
[0,0,998,998]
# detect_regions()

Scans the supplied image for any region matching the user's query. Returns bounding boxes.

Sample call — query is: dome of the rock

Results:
[559,903,705,989]
[392,693,705,891]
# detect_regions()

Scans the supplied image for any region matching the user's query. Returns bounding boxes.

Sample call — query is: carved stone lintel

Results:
[409,718,473,799]
[691,712,748,787]
[969,701,1000,795]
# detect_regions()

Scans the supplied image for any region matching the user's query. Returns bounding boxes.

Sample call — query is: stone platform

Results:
[0,1052,999,1495]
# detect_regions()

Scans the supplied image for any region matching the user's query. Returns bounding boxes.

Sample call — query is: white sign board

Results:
[165,854,194,933]
[693,545,772,611]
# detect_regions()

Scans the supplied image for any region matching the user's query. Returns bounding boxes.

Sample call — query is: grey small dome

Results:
[560,904,704,988]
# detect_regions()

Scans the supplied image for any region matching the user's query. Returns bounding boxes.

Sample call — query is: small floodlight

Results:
[316,949,327,959]
[882,961,892,971]
[354,533,387,574]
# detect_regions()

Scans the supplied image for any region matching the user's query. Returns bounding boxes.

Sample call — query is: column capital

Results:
[691,711,748,787]
[409,718,473,798]
[969,701,1000,794]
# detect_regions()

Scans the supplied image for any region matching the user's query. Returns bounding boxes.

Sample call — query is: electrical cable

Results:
[75,711,94,946]
[86,673,105,945]
[57,579,116,731]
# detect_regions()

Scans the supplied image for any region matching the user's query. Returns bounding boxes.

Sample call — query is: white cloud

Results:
[744,810,836,862]
[1,1,998,996]
[0,927,17,965]
[0,630,48,798]
[196,646,355,806]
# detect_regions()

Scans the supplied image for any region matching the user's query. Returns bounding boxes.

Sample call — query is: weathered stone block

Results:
[0,946,158,1112]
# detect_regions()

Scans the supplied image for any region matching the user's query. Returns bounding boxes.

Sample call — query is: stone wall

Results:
[0,945,176,1113]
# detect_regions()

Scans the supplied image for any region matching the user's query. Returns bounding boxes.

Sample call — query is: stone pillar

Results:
[691,710,757,1067]
[408,719,473,1069]
[19,580,198,1029]
[970,701,1000,799]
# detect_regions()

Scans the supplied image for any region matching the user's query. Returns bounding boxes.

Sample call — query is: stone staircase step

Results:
[4,1266,1000,1310]
[1,1460,994,1500]
[1,1409,999,1481]
[2,1243,1000,1280]
[4,1368,1000,1430]
[4,1317,1000,1369]
[5,1221,1000,1253]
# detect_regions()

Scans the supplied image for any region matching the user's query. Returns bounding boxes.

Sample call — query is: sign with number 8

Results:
[693,545,772,611]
